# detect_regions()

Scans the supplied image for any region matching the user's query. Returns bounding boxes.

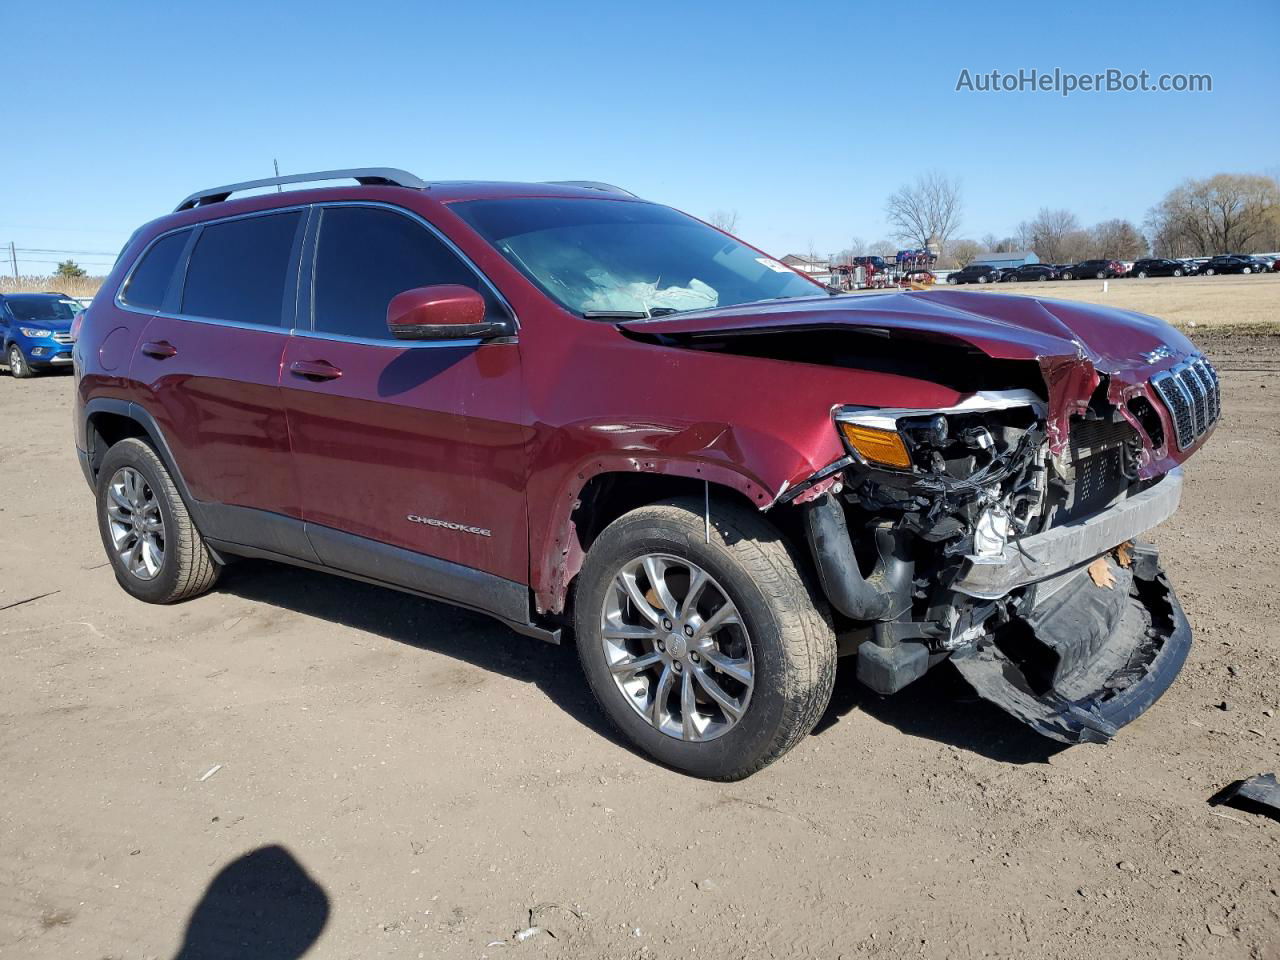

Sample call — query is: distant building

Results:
[973,250,1039,269]
[780,254,830,275]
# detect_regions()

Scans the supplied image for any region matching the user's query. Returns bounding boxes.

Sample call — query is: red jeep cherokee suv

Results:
[74,168,1218,778]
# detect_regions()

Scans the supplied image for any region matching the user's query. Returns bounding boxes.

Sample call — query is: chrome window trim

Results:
[289,328,486,349]
[309,200,520,339]
[114,204,312,326]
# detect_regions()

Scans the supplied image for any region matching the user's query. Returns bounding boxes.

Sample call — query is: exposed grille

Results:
[51,332,73,345]
[1060,418,1141,522]
[1151,357,1220,450]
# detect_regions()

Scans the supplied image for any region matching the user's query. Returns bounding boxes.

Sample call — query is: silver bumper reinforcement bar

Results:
[953,468,1184,599]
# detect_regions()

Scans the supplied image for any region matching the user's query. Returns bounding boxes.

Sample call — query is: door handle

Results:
[140,340,178,359]
[289,359,343,381]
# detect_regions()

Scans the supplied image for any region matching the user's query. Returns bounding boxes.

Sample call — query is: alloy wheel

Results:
[105,466,166,580]
[600,554,754,742]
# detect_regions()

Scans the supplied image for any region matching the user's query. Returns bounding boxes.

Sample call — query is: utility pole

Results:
[273,158,281,191]
[8,241,17,280]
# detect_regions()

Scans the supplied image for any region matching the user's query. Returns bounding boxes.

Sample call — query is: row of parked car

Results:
[947,253,1276,285]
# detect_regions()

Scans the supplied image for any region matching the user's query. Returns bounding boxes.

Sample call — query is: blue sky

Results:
[2,0,1276,273]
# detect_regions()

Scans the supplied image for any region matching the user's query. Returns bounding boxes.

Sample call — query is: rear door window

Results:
[310,205,508,341]
[121,230,191,310]
[182,211,303,327]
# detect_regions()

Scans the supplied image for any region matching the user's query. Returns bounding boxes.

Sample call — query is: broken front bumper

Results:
[951,543,1191,744]
[952,469,1183,599]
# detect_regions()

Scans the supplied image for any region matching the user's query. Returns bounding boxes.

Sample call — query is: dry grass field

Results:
[945,272,1280,333]
[0,275,104,299]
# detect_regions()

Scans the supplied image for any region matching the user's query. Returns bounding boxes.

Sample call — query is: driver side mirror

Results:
[386,285,512,341]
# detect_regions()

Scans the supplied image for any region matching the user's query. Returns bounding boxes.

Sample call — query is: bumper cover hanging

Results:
[950,544,1191,744]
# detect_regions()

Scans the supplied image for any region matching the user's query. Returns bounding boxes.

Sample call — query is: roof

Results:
[780,254,829,265]
[175,167,643,212]
[425,181,642,203]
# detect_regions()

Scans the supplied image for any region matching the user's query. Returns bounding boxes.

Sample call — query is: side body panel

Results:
[281,335,531,584]
[131,316,297,515]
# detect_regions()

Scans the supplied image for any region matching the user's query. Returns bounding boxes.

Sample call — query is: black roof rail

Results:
[542,180,637,198]
[175,167,427,212]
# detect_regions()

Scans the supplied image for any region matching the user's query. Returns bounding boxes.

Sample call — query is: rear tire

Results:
[1062,272,1074,280]
[95,437,220,604]
[574,497,836,780]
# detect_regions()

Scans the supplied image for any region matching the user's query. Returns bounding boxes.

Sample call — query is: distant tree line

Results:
[1146,173,1280,257]
[716,169,1280,270]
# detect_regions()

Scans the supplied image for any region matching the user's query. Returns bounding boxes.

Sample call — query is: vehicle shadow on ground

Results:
[173,844,329,960]
[814,658,1067,765]
[216,560,627,749]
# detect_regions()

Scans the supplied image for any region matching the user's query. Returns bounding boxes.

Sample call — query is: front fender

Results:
[527,420,841,615]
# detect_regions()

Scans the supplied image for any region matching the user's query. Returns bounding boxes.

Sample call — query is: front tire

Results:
[575,498,836,780]
[8,344,33,378]
[95,438,220,604]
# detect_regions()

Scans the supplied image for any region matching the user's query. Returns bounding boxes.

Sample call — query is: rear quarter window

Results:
[120,230,191,310]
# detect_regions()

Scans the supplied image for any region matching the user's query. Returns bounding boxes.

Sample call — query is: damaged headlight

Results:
[836,422,913,470]
[835,390,1045,475]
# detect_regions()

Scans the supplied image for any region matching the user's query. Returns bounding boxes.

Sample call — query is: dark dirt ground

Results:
[1,331,1277,959]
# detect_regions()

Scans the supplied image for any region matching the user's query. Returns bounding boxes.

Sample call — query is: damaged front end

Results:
[794,367,1216,745]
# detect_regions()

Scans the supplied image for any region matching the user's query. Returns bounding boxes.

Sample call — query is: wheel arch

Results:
[83,399,198,510]
[534,458,810,617]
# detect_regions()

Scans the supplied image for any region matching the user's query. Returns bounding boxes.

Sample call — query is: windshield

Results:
[452,197,823,317]
[4,295,78,323]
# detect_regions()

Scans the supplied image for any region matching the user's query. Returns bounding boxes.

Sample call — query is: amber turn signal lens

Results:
[839,423,912,470]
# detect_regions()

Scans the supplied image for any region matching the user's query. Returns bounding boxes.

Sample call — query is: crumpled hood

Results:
[619,290,1201,467]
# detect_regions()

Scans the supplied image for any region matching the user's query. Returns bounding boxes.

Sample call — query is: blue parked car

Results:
[1,293,80,378]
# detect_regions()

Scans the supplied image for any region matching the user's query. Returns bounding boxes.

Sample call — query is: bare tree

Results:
[1147,173,1280,256]
[868,239,899,258]
[948,238,984,269]
[884,172,963,252]
[707,209,740,233]
[1019,208,1087,264]
[1088,219,1148,260]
